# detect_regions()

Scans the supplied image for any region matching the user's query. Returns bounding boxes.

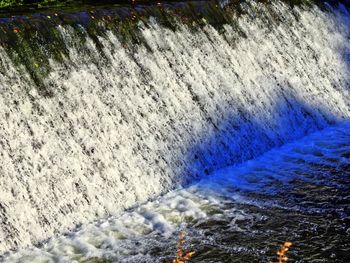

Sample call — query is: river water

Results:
[4,123,350,262]
[0,0,350,261]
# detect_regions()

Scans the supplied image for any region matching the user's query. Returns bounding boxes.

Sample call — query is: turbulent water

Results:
[4,122,350,262]
[0,0,350,260]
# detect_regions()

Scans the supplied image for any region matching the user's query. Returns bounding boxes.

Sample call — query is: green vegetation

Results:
[0,0,152,9]
[0,0,342,9]
[0,0,19,8]
[0,0,349,13]
[0,0,59,8]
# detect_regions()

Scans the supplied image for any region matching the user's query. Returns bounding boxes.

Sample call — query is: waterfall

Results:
[0,0,349,254]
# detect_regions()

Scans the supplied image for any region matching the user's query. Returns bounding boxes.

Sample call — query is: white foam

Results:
[6,122,350,262]
[0,1,349,253]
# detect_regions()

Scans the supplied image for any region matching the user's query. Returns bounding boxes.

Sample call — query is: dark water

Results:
[172,123,350,263]
[5,123,350,263]
[1,0,350,258]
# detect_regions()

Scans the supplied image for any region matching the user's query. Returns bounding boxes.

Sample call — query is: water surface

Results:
[5,123,350,262]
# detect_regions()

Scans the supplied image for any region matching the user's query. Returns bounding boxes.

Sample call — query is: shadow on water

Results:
[186,120,350,262]
[179,11,350,257]
[185,4,350,184]
[184,93,344,183]
[0,3,350,262]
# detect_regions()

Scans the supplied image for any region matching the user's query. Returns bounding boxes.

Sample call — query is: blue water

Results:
[6,122,350,262]
[184,122,350,262]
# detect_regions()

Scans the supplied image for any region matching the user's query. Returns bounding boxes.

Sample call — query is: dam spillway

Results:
[0,0,349,260]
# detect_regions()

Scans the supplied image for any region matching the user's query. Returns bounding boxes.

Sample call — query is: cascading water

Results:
[5,122,350,262]
[0,0,349,262]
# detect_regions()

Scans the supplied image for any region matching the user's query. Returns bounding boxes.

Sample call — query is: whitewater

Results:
[0,0,349,261]
[4,122,350,262]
